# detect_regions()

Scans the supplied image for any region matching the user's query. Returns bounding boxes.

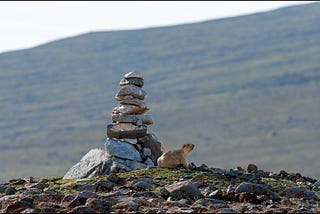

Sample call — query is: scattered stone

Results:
[191,174,204,188]
[235,182,280,201]
[132,181,153,191]
[241,173,261,183]
[132,191,159,198]
[67,195,87,208]
[114,197,140,211]
[68,205,95,214]
[247,164,258,173]
[209,190,223,199]
[20,208,40,213]
[5,187,16,195]
[283,187,319,200]
[165,181,203,201]
[26,179,49,190]
[85,198,112,213]
[95,179,116,192]
[9,178,27,185]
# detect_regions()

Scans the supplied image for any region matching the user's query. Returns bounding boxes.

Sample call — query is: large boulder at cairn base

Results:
[63,148,107,179]
[63,139,156,179]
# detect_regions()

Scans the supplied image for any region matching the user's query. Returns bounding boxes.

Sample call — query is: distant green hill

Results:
[0,2,319,182]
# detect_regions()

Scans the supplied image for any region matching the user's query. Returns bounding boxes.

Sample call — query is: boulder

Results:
[115,84,146,100]
[63,137,158,179]
[63,149,108,179]
[111,114,153,125]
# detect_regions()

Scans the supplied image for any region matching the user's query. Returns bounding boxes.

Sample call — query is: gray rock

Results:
[115,84,146,100]
[0,185,7,193]
[120,78,144,87]
[283,187,319,200]
[313,180,320,190]
[235,182,280,201]
[26,179,49,190]
[247,164,258,173]
[118,97,147,109]
[144,157,155,167]
[112,104,149,114]
[132,181,153,191]
[69,205,95,214]
[137,133,164,165]
[124,71,143,79]
[64,142,152,179]
[209,190,223,199]
[241,173,260,182]
[78,191,99,199]
[105,138,142,162]
[111,113,153,125]
[63,148,107,179]
[95,179,116,192]
[165,180,203,201]
[85,198,112,213]
[106,123,147,139]
[5,187,16,195]
[115,158,150,171]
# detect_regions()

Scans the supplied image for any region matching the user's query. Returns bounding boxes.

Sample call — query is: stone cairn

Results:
[64,71,163,179]
[107,71,152,141]
[106,71,163,165]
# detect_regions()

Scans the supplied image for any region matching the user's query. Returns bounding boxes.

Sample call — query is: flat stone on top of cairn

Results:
[107,71,153,139]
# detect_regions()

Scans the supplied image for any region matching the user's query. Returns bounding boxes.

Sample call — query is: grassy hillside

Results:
[0,2,320,182]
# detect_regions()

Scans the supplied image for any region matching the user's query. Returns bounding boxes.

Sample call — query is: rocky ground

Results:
[0,164,319,213]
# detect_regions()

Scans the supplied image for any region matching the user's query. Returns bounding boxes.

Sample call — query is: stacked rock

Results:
[107,71,153,139]
[63,71,164,179]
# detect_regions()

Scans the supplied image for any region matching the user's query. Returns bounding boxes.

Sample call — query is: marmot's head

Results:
[182,144,195,154]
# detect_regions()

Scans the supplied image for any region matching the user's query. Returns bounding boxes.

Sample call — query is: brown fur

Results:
[157,144,194,169]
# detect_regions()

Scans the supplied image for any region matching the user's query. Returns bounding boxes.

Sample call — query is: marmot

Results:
[157,144,194,169]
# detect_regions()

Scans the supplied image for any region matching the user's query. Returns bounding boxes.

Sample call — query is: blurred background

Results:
[0,1,319,182]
